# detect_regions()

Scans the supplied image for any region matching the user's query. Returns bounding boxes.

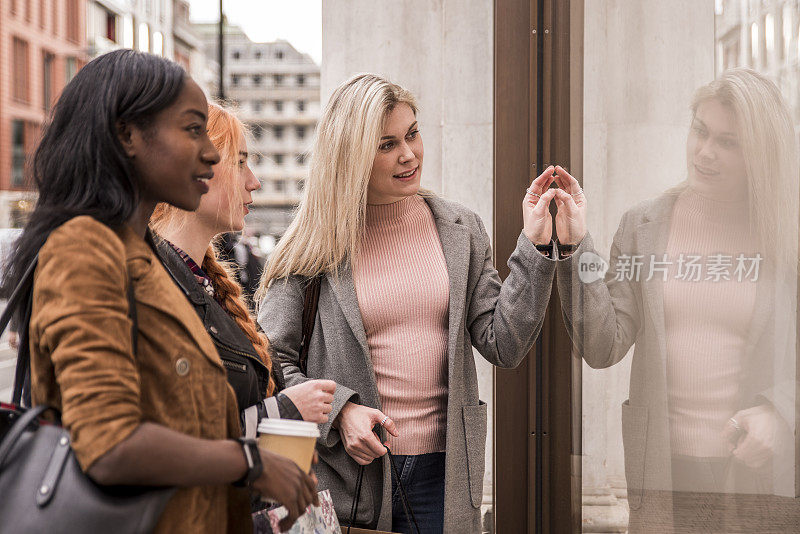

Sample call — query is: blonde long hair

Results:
[255,74,418,299]
[151,101,276,396]
[690,68,799,273]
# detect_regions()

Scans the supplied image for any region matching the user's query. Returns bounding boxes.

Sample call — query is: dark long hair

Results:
[3,49,186,295]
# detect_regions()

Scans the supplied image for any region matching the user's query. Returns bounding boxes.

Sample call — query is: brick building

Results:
[0,0,88,227]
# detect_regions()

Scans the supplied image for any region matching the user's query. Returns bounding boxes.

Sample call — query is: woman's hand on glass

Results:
[334,401,398,465]
[282,379,337,424]
[551,165,587,246]
[252,447,319,531]
[523,165,558,245]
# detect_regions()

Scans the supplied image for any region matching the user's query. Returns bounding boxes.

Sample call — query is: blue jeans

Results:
[390,452,445,534]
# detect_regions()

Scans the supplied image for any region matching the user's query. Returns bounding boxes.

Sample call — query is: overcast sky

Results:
[188,0,322,64]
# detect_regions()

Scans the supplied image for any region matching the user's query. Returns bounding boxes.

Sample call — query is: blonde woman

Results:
[256,74,570,533]
[555,69,799,531]
[150,102,336,450]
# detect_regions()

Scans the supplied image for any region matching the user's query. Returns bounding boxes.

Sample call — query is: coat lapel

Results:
[325,263,370,361]
[635,191,679,381]
[425,196,471,377]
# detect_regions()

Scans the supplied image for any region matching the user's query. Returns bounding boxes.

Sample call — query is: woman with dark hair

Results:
[4,49,316,533]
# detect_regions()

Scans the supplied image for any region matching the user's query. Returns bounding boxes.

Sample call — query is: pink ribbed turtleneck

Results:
[353,194,450,454]
[664,186,757,457]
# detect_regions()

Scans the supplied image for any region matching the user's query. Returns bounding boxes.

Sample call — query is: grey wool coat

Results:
[556,187,797,527]
[258,195,557,532]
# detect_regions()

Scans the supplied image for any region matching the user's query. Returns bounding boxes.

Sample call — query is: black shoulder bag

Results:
[0,256,175,534]
[298,275,322,375]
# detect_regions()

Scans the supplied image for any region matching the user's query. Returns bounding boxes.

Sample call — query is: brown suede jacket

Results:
[29,216,251,534]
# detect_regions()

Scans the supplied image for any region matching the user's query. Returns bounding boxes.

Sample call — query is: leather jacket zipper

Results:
[212,338,267,372]
[222,359,248,373]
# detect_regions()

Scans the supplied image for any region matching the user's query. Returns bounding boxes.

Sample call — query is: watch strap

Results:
[233,437,263,487]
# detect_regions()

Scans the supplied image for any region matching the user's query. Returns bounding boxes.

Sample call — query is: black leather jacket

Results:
[156,240,300,431]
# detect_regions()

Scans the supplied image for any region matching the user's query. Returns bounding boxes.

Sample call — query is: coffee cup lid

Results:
[257,418,320,438]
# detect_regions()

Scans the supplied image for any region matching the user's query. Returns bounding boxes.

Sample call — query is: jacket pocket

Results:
[621,399,648,510]
[462,401,488,508]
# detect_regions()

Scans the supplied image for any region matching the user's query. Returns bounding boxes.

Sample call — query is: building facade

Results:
[0,0,88,227]
[195,22,320,238]
[716,0,800,122]
[87,0,208,93]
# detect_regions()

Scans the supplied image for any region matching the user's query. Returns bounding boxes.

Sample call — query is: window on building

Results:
[65,57,77,83]
[252,124,264,140]
[153,31,164,56]
[297,74,305,86]
[273,154,284,165]
[12,120,26,187]
[138,22,150,52]
[122,14,134,48]
[251,153,263,166]
[66,0,80,43]
[232,74,240,86]
[12,37,29,104]
[296,153,307,165]
[274,74,284,86]
[296,179,305,191]
[783,4,792,61]
[254,50,262,60]
[276,50,284,60]
[765,13,774,62]
[253,100,262,113]
[296,126,306,139]
[106,10,117,42]
[253,74,262,86]
[274,125,284,139]
[43,51,54,112]
[232,50,240,60]
[297,100,306,112]
[275,100,284,112]
[274,179,286,192]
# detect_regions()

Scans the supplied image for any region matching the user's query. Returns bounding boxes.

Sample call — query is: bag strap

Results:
[0,404,49,468]
[6,256,39,406]
[298,275,321,375]
[345,446,421,534]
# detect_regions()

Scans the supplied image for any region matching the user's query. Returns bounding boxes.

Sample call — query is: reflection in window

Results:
[765,13,774,60]
[782,5,792,61]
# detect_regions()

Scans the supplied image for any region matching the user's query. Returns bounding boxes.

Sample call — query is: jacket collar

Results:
[153,237,209,306]
[117,225,222,370]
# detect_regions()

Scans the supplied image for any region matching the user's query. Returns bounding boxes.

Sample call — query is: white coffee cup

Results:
[257,418,320,472]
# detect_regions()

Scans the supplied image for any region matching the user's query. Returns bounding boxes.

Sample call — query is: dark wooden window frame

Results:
[494,0,583,532]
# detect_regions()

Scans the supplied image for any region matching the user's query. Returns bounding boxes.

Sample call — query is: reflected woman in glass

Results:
[554,69,799,531]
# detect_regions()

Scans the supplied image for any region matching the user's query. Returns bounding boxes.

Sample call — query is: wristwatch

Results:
[556,241,578,259]
[534,242,553,258]
[233,437,263,487]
